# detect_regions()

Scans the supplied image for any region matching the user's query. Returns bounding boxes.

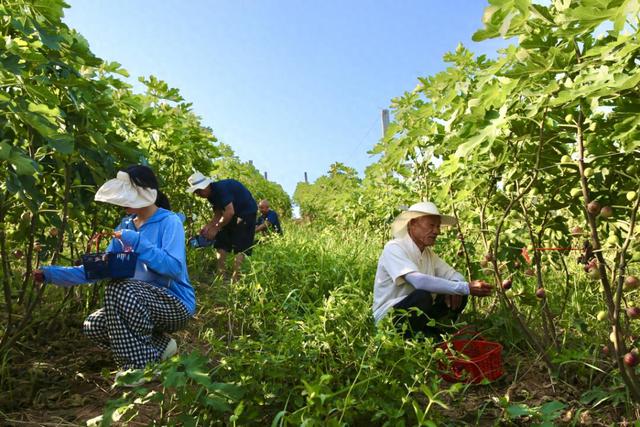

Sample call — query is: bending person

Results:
[187,171,257,282]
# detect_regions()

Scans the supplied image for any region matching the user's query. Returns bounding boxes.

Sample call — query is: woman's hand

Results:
[112,231,122,239]
[33,269,45,283]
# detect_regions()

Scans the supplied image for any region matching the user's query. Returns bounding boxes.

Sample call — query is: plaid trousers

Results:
[82,279,191,369]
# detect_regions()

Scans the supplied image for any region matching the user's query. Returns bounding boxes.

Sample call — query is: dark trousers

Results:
[392,290,468,339]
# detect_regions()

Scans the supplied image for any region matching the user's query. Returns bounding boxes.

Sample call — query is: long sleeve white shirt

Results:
[372,234,468,323]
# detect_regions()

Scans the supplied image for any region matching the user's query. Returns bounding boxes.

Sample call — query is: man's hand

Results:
[469,280,493,297]
[201,223,219,240]
[445,294,464,310]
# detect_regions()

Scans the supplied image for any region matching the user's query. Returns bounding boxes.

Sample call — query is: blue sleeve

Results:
[41,216,132,287]
[123,217,186,281]
[267,211,278,224]
[41,265,92,287]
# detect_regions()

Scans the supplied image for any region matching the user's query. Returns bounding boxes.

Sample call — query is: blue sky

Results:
[63,1,507,198]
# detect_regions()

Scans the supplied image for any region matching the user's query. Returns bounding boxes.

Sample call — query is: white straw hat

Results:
[391,201,457,238]
[94,171,157,208]
[187,171,213,193]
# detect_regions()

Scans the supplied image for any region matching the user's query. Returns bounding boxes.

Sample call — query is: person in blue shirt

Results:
[34,165,195,386]
[256,199,282,235]
[187,171,258,282]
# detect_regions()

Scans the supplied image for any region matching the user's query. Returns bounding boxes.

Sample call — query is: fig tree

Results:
[624,352,639,368]
[599,206,613,218]
[20,211,32,223]
[587,267,600,280]
[610,331,617,343]
[625,276,640,290]
[570,226,583,236]
[587,201,601,215]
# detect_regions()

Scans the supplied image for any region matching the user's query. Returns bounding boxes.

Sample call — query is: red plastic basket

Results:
[437,333,503,384]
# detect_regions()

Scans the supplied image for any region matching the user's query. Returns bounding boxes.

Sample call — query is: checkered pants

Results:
[82,279,191,369]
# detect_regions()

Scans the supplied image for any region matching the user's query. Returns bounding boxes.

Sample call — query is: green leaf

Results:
[1,54,24,74]
[48,134,75,154]
[0,141,11,160]
[204,394,232,412]
[507,403,532,419]
[9,152,38,175]
[540,400,566,418]
[28,102,60,117]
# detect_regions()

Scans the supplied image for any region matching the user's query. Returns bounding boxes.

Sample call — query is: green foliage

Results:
[212,148,292,219]
[179,225,451,425]
[293,162,361,224]
[292,0,640,403]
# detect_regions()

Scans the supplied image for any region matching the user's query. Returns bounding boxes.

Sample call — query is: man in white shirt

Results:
[372,201,493,339]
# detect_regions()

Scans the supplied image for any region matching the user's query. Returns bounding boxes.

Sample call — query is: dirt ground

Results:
[0,322,636,426]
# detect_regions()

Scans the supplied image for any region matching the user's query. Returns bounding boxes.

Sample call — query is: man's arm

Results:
[202,203,235,239]
[404,272,493,296]
[404,272,469,295]
[256,218,269,232]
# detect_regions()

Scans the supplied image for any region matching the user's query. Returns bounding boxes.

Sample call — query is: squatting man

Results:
[372,201,493,338]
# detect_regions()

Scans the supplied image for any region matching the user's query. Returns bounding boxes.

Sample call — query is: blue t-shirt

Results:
[207,179,257,217]
[257,210,282,234]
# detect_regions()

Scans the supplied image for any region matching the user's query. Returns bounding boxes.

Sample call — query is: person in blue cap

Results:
[34,165,194,386]
[187,171,257,282]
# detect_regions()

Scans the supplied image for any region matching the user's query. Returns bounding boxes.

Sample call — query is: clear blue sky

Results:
[63,1,506,198]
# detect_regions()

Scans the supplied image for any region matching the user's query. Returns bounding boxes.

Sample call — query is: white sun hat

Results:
[187,171,213,193]
[94,171,157,208]
[391,201,457,238]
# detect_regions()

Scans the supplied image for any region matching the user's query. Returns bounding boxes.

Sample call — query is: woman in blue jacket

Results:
[34,165,195,383]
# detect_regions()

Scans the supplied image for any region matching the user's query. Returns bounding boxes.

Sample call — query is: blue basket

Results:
[188,235,214,248]
[82,234,137,280]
